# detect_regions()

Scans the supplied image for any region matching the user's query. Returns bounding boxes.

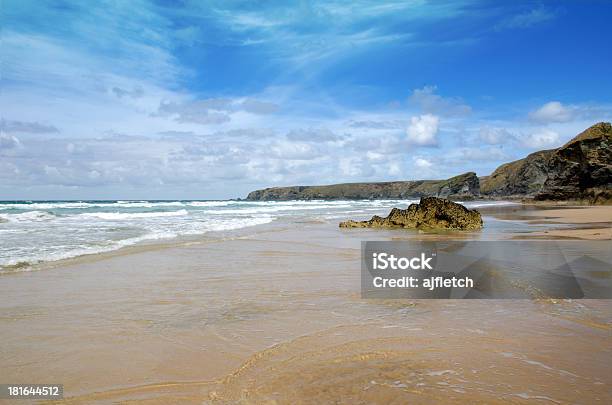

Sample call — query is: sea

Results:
[0,199,518,272]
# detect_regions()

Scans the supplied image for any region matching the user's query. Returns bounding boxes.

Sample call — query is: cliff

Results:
[479,149,554,197]
[535,122,611,203]
[245,122,611,204]
[246,172,480,201]
[481,122,611,204]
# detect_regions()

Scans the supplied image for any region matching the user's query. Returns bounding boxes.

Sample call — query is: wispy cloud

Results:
[1,119,59,134]
[205,0,469,70]
[529,101,574,123]
[478,126,515,145]
[0,133,22,150]
[154,97,279,125]
[528,101,612,124]
[408,86,471,117]
[521,129,560,149]
[496,5,557,30]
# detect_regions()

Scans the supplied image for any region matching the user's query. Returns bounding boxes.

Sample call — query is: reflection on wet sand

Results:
[53,299,612,404]
[0,204,610,404]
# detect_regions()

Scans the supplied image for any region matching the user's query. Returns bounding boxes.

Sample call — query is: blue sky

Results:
[1,0,611,199]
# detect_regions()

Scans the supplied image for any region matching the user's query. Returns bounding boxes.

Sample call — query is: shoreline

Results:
[0,217,296,276]
[1,202,610,277]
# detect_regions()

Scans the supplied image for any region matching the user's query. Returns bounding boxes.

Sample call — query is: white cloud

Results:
[478,126,513,144]
[286,128,342,142]
[522,129,560,149]
[155,98,280,125]
[388,162,402,176]
[366,151,386,162]
[414,157,433,169]
[409,86,471,116]
[156,100,232,125]
[406,114,439,146]
[270,141,321,160]
[240,99,279,114]
[1,119,59,134]
[348,120,403,129]
[112,86,144,99]
[529,101,574,123]
[338,157,374,177]
[0,133,22,149]
[457,147,508,161]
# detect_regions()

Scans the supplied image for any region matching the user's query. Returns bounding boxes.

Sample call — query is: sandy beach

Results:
[0,204,610,404]
[521,206,612,240]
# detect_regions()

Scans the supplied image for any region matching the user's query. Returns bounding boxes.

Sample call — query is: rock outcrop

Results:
[534,122,611,203]
[339,197,483,231]
[479,149,554,197]
[246,172,480,201]
[481,122,611,204]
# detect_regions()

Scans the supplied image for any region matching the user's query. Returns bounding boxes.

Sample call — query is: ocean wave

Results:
[236,199,417,206]
[464,201,520,208]
[205,204,354,215]
[115,201,186,208]
[188,201,234,207]
[0,211,57,222]
[203,215,274,231]
[0,201,189,210]
[0,202,91,210]
[78,210,189,220]
[0,231,180,272]
[0,214,275,273]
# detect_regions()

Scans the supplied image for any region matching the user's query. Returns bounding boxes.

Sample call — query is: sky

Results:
[1,0,611,200]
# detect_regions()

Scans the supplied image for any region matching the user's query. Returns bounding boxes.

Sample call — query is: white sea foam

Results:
[0,201,189,210]
[0,214,274,274]
[206,204,354,215]
[0,211,57,222]
[0,202,92,210]
[115,201,186,208]
[188,201,234,207]
[78,209,189,220]
[463,201,520,208]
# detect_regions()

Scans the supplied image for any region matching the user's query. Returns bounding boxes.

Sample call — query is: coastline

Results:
[0,203,610,403]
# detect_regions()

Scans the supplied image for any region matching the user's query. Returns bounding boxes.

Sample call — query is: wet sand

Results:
[0,204,610,404]
[520,205,612,240]
[525,205,612,224]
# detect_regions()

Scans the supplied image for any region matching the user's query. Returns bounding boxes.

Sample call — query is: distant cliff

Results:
[246,172,480,201]
[246,122,611,204]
